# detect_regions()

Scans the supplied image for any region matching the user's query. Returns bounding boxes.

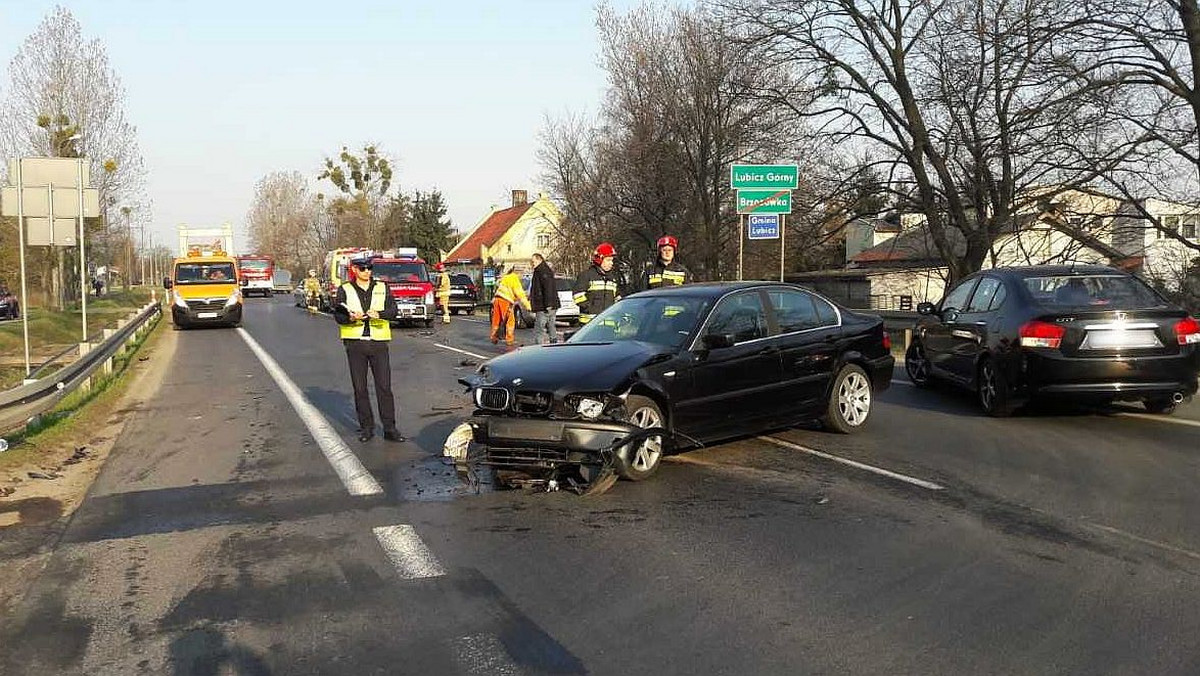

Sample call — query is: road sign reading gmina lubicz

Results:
[731,164,799,190]
[748,214,780,240]
[736,189,792,214]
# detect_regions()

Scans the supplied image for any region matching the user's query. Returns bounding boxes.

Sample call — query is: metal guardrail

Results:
[0,301,161,435]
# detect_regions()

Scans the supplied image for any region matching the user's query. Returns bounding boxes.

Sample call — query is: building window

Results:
[536,233,551,249]
[1184,217,1198,239]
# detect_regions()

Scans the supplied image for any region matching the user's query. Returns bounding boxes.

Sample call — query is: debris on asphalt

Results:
[0,438,8,453]
[458,359,478,367]
[814,495,830,505]
[431,404,463,411]
[27,471,58,481]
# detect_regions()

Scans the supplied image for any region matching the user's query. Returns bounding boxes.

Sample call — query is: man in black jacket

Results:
[528,253,560,344]
[640,235,691,290]
[332,257,404,443]
[572,242,620,324]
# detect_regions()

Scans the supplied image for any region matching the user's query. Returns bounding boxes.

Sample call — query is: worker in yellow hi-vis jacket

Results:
[490,266,531,346]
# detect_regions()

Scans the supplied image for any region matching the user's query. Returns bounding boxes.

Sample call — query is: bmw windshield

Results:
[569,295,710,349]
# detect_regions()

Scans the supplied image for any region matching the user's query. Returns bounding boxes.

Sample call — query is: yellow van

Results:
[166,248,243,328]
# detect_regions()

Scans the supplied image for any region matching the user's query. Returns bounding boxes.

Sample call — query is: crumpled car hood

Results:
[465,341,670,393]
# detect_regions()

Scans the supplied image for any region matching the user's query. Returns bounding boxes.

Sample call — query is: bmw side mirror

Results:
[917,302,936,315]
[702,333,735,350]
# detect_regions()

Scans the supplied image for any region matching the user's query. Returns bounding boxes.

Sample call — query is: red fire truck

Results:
[369,248,436,327]
[235,254,276,297]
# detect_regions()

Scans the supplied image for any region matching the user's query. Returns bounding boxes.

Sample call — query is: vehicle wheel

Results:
[466,306,475,316]
[424,318,433,328]
[977,358,1015,417]
[1143,397,1178,415]
[450,308,459,315]
[822,364,873,433]
[615,395,666,481]
[904,341,932,387]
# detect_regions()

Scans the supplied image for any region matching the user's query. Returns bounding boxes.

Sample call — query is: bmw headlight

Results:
[173,291,188,309]
[225,289,241,307]
[443,422,475,460]
[576,397,606,420]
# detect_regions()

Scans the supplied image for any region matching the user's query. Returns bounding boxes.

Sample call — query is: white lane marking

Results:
[1086,523,1200,562]
[761,436,945,491]
[373,525,447,579]
[434,342,490,361]
[1117,412,1200,429]
[452,633,521,675]
[236,328,383,496]
[457,317,487,324]
[892,378,914,387]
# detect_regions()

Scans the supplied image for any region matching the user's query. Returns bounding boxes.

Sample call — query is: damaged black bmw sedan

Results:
[446,282,894,494]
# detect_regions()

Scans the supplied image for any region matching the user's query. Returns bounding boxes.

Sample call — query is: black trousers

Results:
[344,339,397,434]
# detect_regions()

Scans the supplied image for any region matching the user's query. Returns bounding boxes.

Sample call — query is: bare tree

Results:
[0,6,148,303]
[717,0,1131,283]
[246,171,322,276]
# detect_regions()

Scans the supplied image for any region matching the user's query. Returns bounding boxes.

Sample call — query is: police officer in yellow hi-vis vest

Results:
[333,256,404,443]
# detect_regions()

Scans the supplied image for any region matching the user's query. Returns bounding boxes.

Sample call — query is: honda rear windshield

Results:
[373,263,429,283]
[1023,275,1166,310]
[175,262,236,284]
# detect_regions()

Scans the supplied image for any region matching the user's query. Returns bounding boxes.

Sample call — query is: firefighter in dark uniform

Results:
[333,256,405,443]
[640,235,691,290]
[572,242,620,324]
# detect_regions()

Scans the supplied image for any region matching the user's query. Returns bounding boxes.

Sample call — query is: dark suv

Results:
[439,273,479,315]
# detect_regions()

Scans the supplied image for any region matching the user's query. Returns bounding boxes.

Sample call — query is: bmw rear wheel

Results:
[615,395,665,481]
[822,364,873,433]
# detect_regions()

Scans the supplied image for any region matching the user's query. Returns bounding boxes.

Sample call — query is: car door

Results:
[943,276,1004,381]
[923,277,979,382]
[673,290,784,441]
[764,287,842,417]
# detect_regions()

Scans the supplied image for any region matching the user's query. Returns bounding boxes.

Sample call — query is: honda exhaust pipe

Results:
[1172,392,1185,405]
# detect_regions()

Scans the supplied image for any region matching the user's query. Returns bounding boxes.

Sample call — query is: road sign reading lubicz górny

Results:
[731,164,798,190]
[736,189,791,214]
[748,214,780,240]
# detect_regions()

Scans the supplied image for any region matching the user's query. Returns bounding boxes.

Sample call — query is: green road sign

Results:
[730,164,799,190]
[736,189,792,214]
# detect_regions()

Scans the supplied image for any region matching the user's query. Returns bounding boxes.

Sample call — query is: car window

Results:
[1023,274,1166,310]
[570,295,710,348]
[966,277,1002,313]
[451,274,473,285]
[766,288,833,332]
[940,278,978,313]
[705,292,770,343]
[988,284,1007,311]
[555,277,574,292]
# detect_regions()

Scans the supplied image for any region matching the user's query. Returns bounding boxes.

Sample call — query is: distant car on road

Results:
[0,287,18,320]
[905,265,1200,416]
[439,272,479,315]
[272,269,293,295]
[513,275,580,328]
[448,282,894,494]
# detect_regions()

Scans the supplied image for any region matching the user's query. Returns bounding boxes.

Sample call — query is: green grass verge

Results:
[0,288,155,387]
[0,310,163,472]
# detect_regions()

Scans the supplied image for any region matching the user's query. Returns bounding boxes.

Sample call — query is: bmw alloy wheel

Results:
[837,371,872,427]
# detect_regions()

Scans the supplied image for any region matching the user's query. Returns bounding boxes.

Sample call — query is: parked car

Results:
[440,273,479,315]
[0,287,18,320]
[513,275,580,328]
[446,282,894,494]
[904,265,1200,416]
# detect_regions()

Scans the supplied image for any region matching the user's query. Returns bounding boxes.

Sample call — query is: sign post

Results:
[733,164,797,282]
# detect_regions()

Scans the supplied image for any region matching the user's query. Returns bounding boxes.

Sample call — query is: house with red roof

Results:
[443,190,565,273]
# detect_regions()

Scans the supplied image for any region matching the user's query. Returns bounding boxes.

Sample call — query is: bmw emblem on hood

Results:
[512,378,523,386]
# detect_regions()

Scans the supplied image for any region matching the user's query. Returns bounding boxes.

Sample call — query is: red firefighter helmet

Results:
[434,262,445,272]
[592,242,616,265]
[656,235,678,250]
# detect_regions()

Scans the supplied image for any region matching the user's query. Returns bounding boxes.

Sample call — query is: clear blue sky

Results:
[0,1,637,251]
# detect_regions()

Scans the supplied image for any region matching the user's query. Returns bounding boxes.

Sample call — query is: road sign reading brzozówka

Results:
[730,164,799,190]
[736,189,792,214]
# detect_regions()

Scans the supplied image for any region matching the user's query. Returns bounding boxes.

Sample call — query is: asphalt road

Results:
[2,295,1199,675]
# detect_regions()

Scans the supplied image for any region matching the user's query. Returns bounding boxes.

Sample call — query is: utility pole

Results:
[122,206,131,290]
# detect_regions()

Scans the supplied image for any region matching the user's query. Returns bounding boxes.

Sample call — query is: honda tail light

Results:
[1020,320,1066,348]
[1176,317,1200,346]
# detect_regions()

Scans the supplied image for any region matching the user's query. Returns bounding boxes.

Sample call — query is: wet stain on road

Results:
[0,496,64,528]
